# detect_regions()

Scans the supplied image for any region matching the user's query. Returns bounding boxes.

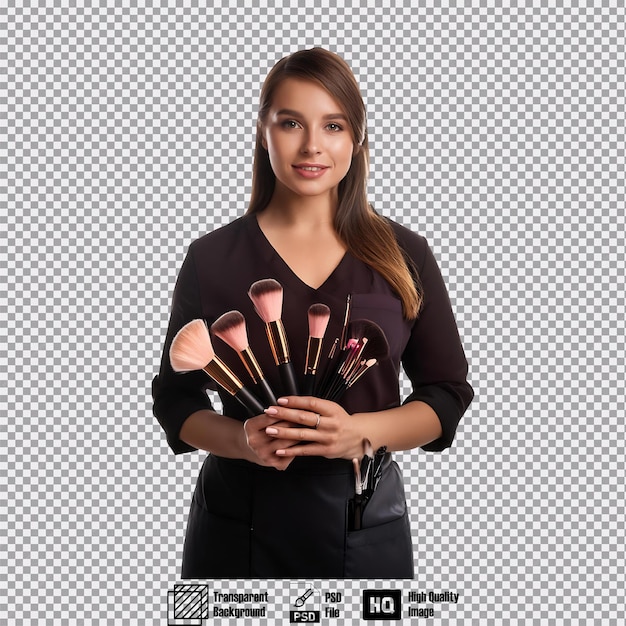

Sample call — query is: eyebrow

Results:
[275,108,348,121]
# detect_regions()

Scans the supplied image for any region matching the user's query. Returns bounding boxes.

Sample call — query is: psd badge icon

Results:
[289,582,320,623]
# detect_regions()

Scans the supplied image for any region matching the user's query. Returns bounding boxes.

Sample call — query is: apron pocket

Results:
[344,511,414,579]
[181,495,251,579]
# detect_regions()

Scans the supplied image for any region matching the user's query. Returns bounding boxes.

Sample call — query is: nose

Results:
[300,128,321,155]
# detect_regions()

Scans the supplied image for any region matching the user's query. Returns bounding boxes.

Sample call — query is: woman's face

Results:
[261,78,356,204]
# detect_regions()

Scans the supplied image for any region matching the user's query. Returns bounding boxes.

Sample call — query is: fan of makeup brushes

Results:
[169,278,389,412]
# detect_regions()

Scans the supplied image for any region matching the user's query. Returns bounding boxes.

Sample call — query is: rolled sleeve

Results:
[151,244,214,454]
[399,233,474,451]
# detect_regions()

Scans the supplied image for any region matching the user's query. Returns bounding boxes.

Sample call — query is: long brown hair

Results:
[247,48,422,319]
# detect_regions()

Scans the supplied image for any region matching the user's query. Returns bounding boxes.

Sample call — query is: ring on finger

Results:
[313,413,321,429]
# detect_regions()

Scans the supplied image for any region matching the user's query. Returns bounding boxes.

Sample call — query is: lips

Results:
[292,163,330,178]
[293,163,329,170]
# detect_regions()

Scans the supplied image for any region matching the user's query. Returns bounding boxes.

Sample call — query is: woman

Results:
[152,48,473,579]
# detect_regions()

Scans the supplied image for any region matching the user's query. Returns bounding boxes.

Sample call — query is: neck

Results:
[262,182,338,228]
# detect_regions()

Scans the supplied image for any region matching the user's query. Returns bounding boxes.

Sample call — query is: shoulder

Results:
[383,217,430,271]
[186,215,252,265]
[190,215,248,251]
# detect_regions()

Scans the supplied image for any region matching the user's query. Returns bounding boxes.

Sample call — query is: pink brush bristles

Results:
[169,319,215,372]
[211,310,249,352]
[248,278,298,395]
[170,318,267,415]
[307,303,331,339]
[248,278,284,323]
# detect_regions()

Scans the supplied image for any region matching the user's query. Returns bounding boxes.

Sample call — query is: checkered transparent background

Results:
[2,2,625,624]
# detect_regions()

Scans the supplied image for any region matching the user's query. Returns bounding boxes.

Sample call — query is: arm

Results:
[179,409,297,470]
[398,233,474,451]
[179,409,256,461]
[153,240,301,468]
[152,246,215,454]
[351,400,442,452]
[262,396,441,460]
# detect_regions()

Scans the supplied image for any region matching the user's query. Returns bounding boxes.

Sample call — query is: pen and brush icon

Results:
[294,587,315,608]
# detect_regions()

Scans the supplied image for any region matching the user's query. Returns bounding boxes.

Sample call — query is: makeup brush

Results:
[316,293,351,397]
[372,445,388,493]
[324,319,389,402]
[315,337,339,399]
[302,303,331,396]
[248,278,299,397]
[210,310,277,407]
[169,319,265,417]
[360,439,374,499]
[340,293,352,349]
[351,457,364,531]
[328,358,378,403]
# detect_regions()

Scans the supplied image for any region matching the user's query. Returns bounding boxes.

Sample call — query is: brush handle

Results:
[302,373,316,396]
[316,362,334,398]
[278,362,299,396]
[348,495,363,531]
[254,378,278,407]
[303,336,323,396]
[316,343,341,398]
[328,379,348,403]
[234,387,266,416]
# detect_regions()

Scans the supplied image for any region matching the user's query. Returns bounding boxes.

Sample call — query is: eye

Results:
[281,119,300,129]
[326,123,343,132]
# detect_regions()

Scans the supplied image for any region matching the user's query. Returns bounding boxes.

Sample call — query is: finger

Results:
[276,396,341,415]
[256,450,294,471]
[263,420,297,430]
[245,413,288,431]
[275,443,327,458]
[265,425,323,442]
[270,437,300,449]
[264,407,322,429]
[247,428,299,450]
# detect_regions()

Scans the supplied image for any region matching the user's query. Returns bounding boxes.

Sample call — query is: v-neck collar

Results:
[246,213,350,293]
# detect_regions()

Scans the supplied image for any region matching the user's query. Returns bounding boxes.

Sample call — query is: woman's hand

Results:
[243,413,300,470]
[263,396,364,461]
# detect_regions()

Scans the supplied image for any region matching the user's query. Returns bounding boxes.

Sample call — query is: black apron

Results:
[181,453,414,579]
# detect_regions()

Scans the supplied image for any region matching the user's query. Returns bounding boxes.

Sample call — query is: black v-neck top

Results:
[152,213,473,455]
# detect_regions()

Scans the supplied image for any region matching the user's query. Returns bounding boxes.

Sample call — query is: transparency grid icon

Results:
[167,584,209,625]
